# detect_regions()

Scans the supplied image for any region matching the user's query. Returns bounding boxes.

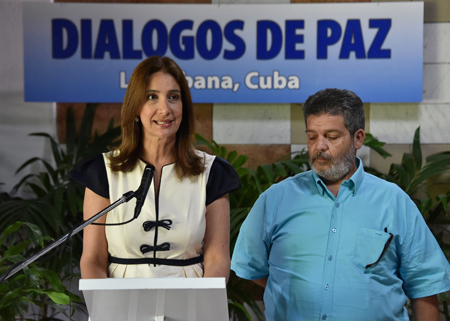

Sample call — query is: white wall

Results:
[0,0,55,197]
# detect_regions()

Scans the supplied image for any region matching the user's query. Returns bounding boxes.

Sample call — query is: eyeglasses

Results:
[365,230,394,269]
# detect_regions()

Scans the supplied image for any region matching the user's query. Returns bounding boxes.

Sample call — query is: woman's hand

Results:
[80,188,110,279]
[203,194,231,281]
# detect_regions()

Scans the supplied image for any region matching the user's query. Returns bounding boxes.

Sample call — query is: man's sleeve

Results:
[400,200,450,299]
[231,193,270,280]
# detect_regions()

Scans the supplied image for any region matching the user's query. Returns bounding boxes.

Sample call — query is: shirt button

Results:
[328,255,333,261]
[322,314,327,320]
[335,203,339,208]
[332,228,337,233]
[324,284,329,290]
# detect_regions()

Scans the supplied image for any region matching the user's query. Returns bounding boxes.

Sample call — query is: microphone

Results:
[134,165,154,219]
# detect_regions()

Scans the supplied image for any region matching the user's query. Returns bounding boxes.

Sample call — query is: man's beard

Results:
[309,144,355,183]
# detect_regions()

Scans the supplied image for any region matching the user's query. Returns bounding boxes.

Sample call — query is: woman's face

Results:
[139,71,183,143]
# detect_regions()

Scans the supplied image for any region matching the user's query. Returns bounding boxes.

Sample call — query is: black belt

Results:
[109,254,203,267]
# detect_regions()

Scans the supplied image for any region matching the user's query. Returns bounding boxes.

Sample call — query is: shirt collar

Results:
[312,157,364,196]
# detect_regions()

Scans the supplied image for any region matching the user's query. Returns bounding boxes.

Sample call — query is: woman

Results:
[70,56,241,280]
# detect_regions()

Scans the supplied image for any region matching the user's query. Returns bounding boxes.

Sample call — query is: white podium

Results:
[79,278,228,321]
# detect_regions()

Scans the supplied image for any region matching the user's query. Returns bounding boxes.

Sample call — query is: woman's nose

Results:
[157,99,170,114]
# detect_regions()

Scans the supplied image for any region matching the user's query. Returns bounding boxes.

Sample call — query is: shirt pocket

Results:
[353,227,392,271]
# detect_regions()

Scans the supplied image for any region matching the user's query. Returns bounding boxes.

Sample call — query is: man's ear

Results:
[353,129,366,150]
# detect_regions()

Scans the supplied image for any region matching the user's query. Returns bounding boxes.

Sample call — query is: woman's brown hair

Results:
[108,56,204,178]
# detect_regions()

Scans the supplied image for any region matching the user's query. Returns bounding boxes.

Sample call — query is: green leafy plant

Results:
[0,104,121,319]
[0,221,82,320]
[363,133,392,159]
[366,128,450,197]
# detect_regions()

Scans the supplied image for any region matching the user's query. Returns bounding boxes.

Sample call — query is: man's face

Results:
[306,113,356,183]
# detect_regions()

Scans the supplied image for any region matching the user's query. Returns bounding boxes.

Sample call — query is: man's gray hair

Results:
[302,88,365,136]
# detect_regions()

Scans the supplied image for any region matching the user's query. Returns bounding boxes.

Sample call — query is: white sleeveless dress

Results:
[104,150,213,278]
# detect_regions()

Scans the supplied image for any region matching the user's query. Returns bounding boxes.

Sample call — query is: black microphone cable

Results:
[91,165,154,227]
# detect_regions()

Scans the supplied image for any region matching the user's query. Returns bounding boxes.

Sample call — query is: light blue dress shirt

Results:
[231,158,450,321]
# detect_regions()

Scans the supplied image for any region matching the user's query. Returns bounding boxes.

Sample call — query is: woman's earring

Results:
[135,117,140,122]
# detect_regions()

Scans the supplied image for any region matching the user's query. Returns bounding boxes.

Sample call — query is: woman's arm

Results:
[80,187,110,279]
[203,194,231,281]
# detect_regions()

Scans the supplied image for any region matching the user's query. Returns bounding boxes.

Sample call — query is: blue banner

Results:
[23,2,423,103]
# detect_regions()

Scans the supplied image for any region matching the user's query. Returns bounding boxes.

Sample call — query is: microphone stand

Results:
[0,190,135,282]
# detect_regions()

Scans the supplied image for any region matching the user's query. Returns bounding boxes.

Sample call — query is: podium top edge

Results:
[79,277,226,291]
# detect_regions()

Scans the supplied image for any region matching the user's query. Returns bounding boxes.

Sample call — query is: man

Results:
[231,88,450,320]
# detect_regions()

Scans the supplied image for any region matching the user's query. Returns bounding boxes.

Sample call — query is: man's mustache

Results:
[311,152,334,163]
